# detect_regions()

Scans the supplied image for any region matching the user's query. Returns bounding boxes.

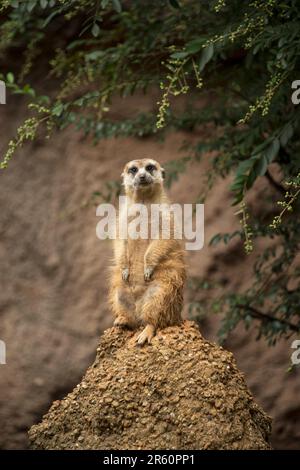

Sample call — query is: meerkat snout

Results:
[122,158,165,190]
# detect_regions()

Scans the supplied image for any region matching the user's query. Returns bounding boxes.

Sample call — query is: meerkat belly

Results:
[127,238,149,291]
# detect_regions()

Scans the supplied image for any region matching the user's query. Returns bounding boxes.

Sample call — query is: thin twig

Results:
[265,170,286,195]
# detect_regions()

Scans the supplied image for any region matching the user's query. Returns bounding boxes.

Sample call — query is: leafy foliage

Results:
[0,0,299,345]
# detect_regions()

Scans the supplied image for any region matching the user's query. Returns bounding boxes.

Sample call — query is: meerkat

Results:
[109,158,186,345]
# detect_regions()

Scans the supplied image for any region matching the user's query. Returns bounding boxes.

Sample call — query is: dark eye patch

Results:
[145,164,156,172]
[128,166,138,174]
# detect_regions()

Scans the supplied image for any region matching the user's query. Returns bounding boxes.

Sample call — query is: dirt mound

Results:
[28,321,271,450]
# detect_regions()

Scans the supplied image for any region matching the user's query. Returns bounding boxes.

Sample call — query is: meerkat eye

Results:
[128,166,138,174]
[145,164,156,172]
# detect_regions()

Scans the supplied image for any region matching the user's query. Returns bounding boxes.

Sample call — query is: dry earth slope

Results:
[28,321,272,450]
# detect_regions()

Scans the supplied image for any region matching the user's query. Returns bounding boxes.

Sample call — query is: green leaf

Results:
[170,51,190,59]
[230,176,245,191]
[43,9,60,27]
[223,234,230,244]
[232,193,244,205]
[6,72,14,84]
[264,138,280,164]
[67,39,99,50]
[40,0,48,8]
[86,50,104,61]
[92,23,100,37]
[186,38,205,54]
[252,43,261,55]
[255,154,268,176]
[209,233,221,246]
[280,123,294,146]
[38,95,50,104]
[235,158,254,178]
[199,43,214,71]
[231,155,263,200]
[251,140,269,157]
[27,1,37,12]
[245,160,258,189]
[52,103,64,117]
[23,84,35,97]
[112,0,122,13]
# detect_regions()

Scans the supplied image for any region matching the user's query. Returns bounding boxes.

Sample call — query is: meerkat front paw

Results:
[114,315,131,328]
[144,266,154,282]
[137,325,155,346]
[121,268,129,282]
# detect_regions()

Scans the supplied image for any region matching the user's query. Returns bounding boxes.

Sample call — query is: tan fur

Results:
[109,158,186,345]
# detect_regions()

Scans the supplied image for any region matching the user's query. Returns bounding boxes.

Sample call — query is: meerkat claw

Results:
[144,266,154,282]
[137,325,155,346]
[121,268,129,282]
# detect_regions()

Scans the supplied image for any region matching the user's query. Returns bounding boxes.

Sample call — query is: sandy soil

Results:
[28,322,271,450]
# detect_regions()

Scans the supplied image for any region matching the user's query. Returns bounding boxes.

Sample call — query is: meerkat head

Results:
[122,158,165,193]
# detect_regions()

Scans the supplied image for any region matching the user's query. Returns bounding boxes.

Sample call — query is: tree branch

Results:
[237,304,299,332]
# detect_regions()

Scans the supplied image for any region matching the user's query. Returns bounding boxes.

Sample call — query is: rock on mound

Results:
[28,321,271,450]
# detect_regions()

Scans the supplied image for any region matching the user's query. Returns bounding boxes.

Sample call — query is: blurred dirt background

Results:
[0,89,299,449]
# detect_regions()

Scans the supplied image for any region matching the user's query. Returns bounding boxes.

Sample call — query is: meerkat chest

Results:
[127,237,150,261]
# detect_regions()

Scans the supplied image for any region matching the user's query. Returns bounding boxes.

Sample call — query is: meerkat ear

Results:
[161,167,166,179]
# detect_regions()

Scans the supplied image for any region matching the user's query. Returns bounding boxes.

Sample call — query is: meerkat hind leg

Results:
[113,288,136,329]
[137,324,155,346]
